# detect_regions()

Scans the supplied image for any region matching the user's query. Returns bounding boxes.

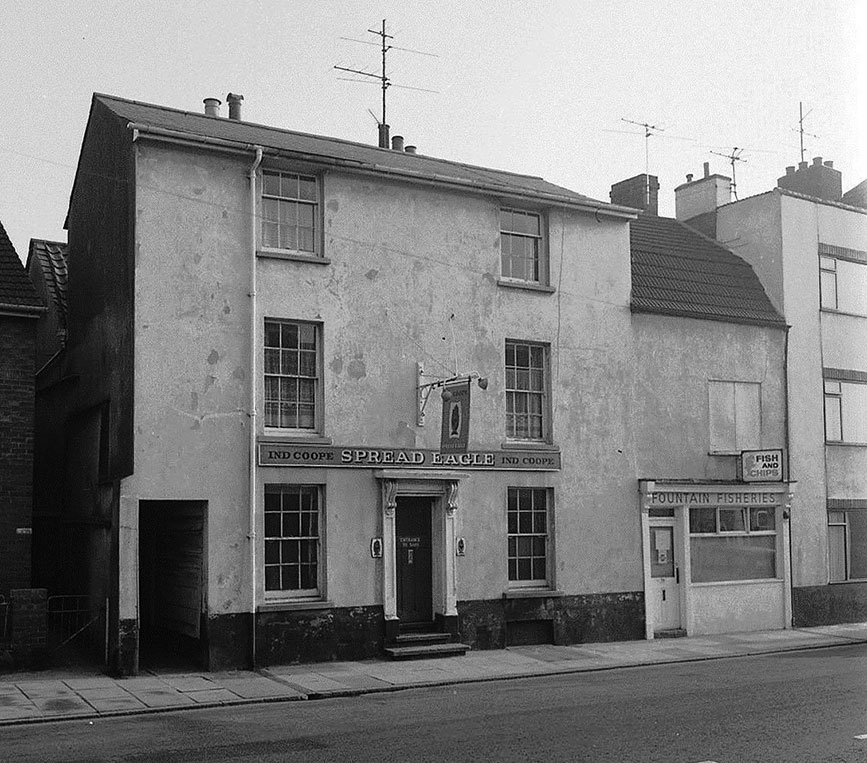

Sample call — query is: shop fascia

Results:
[259,443,561,470]
[639,480,792,511]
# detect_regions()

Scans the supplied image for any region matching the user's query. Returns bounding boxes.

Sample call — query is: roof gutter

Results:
[126,122,637,220]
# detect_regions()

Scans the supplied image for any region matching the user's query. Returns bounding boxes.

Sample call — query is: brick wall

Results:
[0,316,37,593]
[10,588,47,656]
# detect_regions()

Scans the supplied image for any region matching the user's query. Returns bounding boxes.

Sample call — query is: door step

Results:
[654,628,687,639]
[384,640,469,660]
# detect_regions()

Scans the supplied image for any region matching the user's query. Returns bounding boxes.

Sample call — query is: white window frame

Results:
[505,339,551,442]
[264,319,322,433]
[707,380,761,455]
[819,256,838,310]
[260,170,321,257]
[824,378,867,444]
[507,487,553,589]
[263,484,324,599]
[500,208,547,285]
[828,510,867,583]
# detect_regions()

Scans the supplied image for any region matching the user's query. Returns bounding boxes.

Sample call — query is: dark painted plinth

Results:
[793,583,867,627]
[458,591,645,649]
[207,613,253,670]
[256,605,384,665]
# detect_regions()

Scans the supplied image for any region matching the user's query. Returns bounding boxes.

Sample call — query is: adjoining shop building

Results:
[611,177,792,638]
[674,159,867,626]
[35,93,790,673]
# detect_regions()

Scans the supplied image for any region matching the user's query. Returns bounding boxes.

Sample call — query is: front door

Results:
[396,497,433,624]
[649,522,681,632]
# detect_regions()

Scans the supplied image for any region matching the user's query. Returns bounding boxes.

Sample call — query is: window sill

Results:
[497,278,555,294]
[829,578,867,585]
[260,433,332,445]
[503,589,564,599]
[826,441,867,448]
[258,599,333,612]
[820,308,867,319]
[501,440,558,451]
[257,249,330,265]
[691,578,782,587]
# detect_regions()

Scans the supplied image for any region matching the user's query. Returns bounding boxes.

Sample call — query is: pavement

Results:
[1,622,865,726]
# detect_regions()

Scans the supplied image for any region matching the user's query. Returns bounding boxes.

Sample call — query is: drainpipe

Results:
[248,146,264,666]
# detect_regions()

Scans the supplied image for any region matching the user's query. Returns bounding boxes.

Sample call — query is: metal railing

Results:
[47,595,105,650]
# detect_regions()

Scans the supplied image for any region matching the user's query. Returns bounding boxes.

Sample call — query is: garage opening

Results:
[139,500,206,671]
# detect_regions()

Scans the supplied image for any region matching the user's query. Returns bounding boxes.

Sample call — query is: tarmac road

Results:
[4,643,867,762]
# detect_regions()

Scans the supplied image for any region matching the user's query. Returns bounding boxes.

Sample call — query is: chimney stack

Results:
[675,167,731,221]
[227,93,244,121]
[609,174,659,215]
[203,98,222,117]
[777,156,842,202]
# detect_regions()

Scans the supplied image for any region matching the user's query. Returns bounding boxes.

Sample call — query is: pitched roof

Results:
[27,239,68,325]
[630,214,785,328]
[841,178,867,210]
[91,94,634,216]
[0,219,41,313]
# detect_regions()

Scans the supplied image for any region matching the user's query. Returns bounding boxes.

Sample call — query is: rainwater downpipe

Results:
[248,146,263,666]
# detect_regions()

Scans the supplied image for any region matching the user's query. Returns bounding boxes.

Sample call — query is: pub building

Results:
[34,94,794,673]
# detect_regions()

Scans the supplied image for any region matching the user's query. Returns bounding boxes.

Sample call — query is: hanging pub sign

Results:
[440,380,470,454]
[740,449,784,483]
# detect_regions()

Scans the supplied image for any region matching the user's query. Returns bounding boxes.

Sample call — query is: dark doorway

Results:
[139,500,206,671]
[396,497,433,624]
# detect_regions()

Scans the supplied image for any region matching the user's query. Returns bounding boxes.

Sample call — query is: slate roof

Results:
[0,219,41,312]
[630,214,785,328]
[27,239,68,325]
[91,94,633,215]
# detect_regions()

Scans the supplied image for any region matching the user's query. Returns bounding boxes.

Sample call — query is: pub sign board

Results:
[740,449,784,483]
[258,444,561,471]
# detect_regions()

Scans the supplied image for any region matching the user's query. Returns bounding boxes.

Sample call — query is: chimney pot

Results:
[391,135,405,151]
[203,98,222,117]
[686,173,693,183]
[786,166,795,175]
[703,162,710,178]
[378,123,390,148]
[227,93,244,120]
[799,161,808,170]
[405,145,417,154]
[825,160,834,168]
[813,156,823,167]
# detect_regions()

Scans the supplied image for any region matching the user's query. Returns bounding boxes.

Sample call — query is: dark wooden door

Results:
[396,497,433,623]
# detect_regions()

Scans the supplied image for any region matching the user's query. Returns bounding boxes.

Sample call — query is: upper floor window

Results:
[264,319,320,431]
[500,208,546,284]
[819,256,837,310]
[707,380,761,454]
[824,379,867,443]
[505,340,550,441]
[819,251,867,316]
[261,171,319,255]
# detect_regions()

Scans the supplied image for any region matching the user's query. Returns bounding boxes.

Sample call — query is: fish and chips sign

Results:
[740,449,784,483]
[259,444,560,471]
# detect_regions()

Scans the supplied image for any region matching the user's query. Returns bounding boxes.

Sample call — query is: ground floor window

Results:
[689,506,777,582]
[829,510,867,582]
[264,484,321,596]
[508,487,551,587]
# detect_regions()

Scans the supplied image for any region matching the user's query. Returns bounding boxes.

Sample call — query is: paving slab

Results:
[130,690,196,709]
[187,689,242,704]
[85,696,148,713]
[157,675,217,692]
[214,675,303,699]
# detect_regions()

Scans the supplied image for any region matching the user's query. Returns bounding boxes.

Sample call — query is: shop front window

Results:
[689,505,777,582]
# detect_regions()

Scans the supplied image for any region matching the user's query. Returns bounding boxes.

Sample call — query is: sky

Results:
[2,0,865,261]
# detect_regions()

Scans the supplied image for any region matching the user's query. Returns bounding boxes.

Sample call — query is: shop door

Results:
[396,497,433,624]
[649,522,681,632]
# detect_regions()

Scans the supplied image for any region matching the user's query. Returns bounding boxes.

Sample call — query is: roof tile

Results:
[0,219,41,311]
